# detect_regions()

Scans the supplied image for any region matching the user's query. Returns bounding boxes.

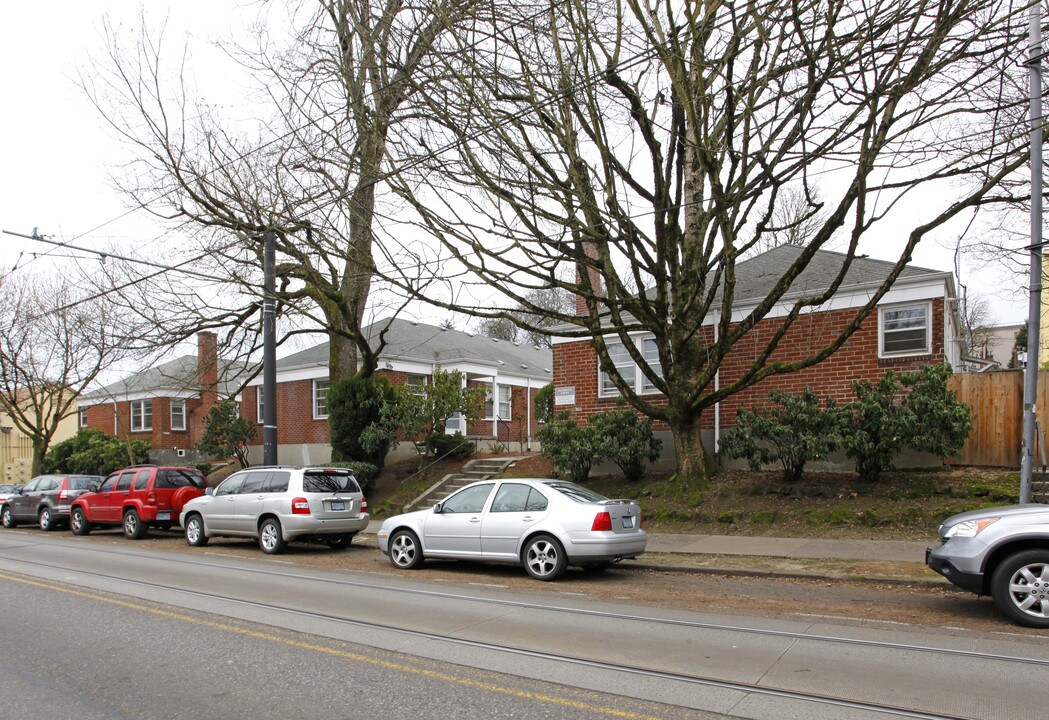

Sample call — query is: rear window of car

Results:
[68,477,100,491]
[302,471,360,494]
[543,481,609,503]
[155,469,206,489]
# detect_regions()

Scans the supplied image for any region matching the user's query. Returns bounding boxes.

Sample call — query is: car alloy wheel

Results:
[39,508,54,531]
[185,515,209,547]
[258,518,286,554]
[70,507,91,536]
[993,550,1049,628]
[388,529,423,569]
[523,534,567,581]
[1,506,16,528]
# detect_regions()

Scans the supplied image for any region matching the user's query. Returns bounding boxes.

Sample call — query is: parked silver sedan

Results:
[376,478,646,580]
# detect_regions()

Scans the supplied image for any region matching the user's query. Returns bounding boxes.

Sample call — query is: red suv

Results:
[70,466,207,539]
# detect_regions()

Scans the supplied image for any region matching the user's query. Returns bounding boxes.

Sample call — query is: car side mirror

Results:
[205,487,215,496]
[433,502,443,514]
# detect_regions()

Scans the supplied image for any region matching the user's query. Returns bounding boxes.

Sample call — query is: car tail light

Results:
[58,483,68,501]
[591,511,612,532]
[147,492,157,505]
[360,498,368,513]
[291,497,311,515]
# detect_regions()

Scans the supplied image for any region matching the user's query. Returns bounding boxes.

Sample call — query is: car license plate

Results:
[157,511,171,521]
[330,501,345,511]
[622,516,634,528]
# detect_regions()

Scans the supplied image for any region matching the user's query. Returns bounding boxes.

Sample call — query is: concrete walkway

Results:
[364,521,928,563]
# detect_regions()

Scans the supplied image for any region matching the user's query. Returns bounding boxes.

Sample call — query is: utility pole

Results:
[262,230,278,466]
[1021,7,1045,504]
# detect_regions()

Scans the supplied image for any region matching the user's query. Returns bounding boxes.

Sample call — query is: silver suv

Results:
[927,503,1049,627]
[179,466,368,554]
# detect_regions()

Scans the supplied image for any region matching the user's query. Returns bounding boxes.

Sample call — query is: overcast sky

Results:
[0,1,1033,329]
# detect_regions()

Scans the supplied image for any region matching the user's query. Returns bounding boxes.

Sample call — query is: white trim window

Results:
[256,390,264,425]
[313,379,330,419]
[879,302,932,357]
[78,409,88,428]
[130,399,153,432]
[406,374,428,396]
[170,400,186,431]
[599,338,664,397]
[485,384,511,420]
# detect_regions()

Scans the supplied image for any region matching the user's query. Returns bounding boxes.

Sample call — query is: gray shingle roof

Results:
[276,318,552,378]
[726,246,945,305]
[81,355,251,401]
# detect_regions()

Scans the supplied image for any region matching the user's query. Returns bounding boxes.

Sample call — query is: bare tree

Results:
[0,271,137,475]
[476,287,574,346]
[384,0,1032,485]
[84,0,479,381]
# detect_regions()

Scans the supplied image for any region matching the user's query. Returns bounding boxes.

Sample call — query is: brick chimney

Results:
[197,331,218,420]
[575,241,604,315]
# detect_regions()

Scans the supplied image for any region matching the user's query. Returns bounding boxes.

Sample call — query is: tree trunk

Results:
[670,414,711,490]
[31,439,47,478]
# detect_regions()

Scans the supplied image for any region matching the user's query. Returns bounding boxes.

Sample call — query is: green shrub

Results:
[720,388,838,483]
[328,375,395,467]
[537,412,601,483]
[196,399,256,468]
[42,428,150,476]
[428,432,475,460]
[589,407,662,481]
[750,509,777,525]
[717,512,735,524]
[326,461,380,494]
[534,383,554,424]
[838,364,971,481]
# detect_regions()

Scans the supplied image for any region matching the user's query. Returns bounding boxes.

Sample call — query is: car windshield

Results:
[543,481,610,503]
[68,477,100,491]
[155,469,206,489]
[0,484,15,492]
[303,471,360,494]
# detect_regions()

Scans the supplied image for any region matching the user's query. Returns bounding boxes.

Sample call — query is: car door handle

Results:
[469,517,481,523]
[521,516,534,522]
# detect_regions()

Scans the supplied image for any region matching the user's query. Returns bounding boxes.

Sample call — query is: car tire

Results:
[123,509,148,540]
[388,529,423,569]
[70,507,91,536]
[184,514,209,547]
[1,505,16,528]
[991,549,1049,628]
[258,518,287,554]
[522,534,567,581]
[39,507,55,531]
[326,534,354,550]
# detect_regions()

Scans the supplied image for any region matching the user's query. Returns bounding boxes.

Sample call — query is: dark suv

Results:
[70,466,207,539]
[1,475,103,531]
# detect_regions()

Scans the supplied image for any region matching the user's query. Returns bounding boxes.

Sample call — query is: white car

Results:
[377,478,647,580]
[180,466,369,554]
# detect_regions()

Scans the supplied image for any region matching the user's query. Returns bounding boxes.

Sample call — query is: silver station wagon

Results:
[377,478,647,580]
[180,466,369,554]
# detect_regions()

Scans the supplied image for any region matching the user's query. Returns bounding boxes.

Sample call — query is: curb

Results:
[619,559,954,588]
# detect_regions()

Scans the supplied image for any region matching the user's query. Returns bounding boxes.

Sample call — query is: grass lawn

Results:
[368,453,1021,542]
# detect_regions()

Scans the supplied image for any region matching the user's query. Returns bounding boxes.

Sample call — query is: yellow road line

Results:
[0,570,666,720]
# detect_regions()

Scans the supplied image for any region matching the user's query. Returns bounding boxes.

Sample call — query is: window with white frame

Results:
[130,400,153,432]
[405,374,427,396]
[599,338,664,396]
[170,400,186,431]
[313,379,330,419]
[485,384,512,420]
[79,409,88,428]
[879,303,931,357]
[256,390,264,424]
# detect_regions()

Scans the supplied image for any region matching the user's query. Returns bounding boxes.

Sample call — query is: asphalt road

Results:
[1,529,1047,720]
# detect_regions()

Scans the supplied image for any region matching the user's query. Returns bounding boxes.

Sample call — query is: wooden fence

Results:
[947,371,1049,467]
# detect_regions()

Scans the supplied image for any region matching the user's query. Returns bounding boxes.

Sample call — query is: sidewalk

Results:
[363,520,934,580]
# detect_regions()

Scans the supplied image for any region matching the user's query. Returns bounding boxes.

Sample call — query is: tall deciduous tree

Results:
[0,271,135,475]
[386,0,1032,486]
[85,0,479,382]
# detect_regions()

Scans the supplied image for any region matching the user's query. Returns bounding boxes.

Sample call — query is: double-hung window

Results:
[78,409,88,428]
[130,400,153,432]
[313,379,330,419]
[599,338,664,396]
[256,390,264,424]
[170,400,186,431]
[879,303,931,357]
[485,385,511,420]
[406,374,428,396]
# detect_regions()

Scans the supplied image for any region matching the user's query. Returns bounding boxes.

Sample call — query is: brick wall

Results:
[84,397,200,451]
[553,301,946,431]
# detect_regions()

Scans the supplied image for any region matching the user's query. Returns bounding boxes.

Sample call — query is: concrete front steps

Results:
[403,456,526,512]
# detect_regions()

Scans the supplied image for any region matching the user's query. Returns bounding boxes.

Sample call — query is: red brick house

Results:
[78,332,251,465]
[240,318,552,465]
[552,246,962,469]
